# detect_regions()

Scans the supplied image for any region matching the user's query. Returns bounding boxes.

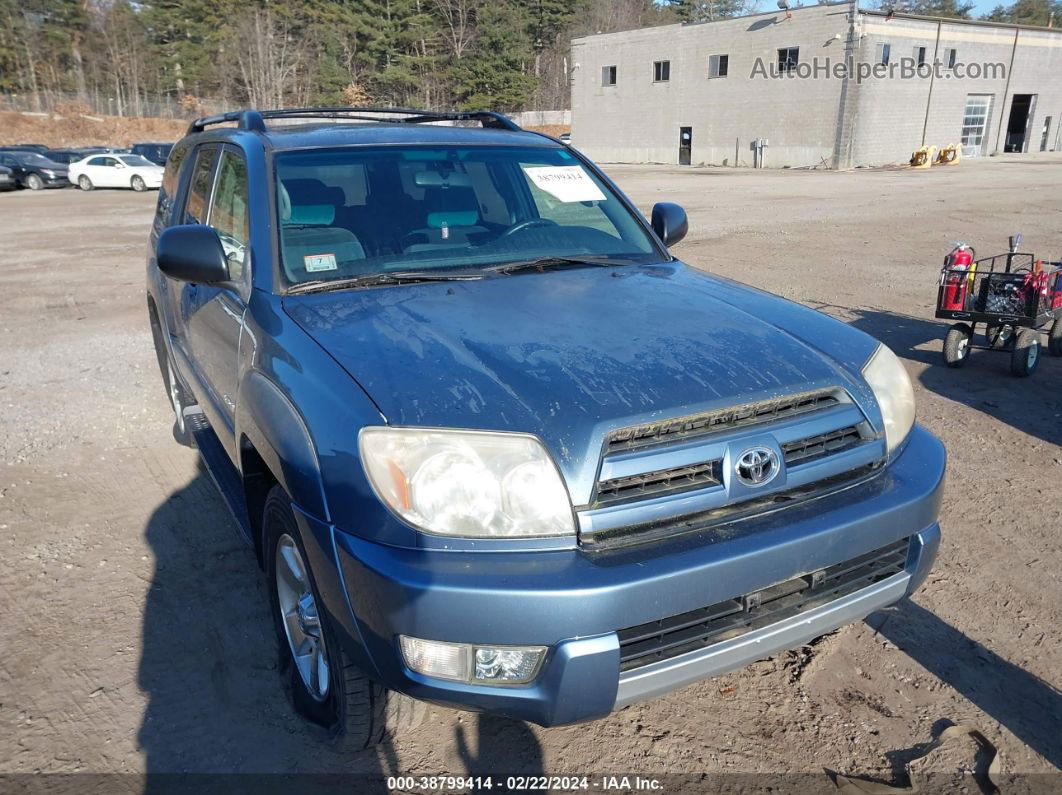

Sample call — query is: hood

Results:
[284,263,877,491]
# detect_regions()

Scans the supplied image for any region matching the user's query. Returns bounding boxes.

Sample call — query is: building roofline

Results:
[571,2,1061,43]
[859,8,1062,34]
[570,1,848,43]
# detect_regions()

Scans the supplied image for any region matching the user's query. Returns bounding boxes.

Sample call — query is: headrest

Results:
[414,170,472,188]
[282,178,329,202]
[427,210,479,229]
[288,204,336,226]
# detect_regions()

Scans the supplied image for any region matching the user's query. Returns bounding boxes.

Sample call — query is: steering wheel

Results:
[500,218,558,238]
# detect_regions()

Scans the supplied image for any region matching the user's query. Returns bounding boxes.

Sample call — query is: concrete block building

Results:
[570,3,1062,168]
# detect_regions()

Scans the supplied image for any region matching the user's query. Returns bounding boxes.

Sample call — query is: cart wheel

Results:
[943,323,972,368]
[1049,318,1062,357]
[985,324,1014,350]
[1009,328,1040,377]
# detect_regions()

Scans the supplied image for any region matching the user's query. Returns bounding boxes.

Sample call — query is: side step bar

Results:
[191,419,254,544]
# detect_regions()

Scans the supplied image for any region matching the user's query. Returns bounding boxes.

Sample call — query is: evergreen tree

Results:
[451,0,537,110]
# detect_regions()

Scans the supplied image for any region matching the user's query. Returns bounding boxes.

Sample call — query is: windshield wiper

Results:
[487,256,619,274]
[286,269,483,295]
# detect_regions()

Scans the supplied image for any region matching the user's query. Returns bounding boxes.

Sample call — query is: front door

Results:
[679,127,692,166]
[184,146,250,447]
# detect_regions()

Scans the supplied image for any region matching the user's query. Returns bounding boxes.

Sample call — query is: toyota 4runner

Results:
[146,107,945,749]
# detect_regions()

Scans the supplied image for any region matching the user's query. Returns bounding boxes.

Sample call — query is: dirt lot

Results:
[1,157,1060,790]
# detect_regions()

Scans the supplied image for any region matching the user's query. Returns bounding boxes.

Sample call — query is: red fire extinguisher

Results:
[942,244,974,311]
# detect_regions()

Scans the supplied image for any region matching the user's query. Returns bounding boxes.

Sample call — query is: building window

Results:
[875,42,891,65]
[914,46,927,66]
[1041,117,1052,151]
[961,94,993,156]
[942,48,957,69]
[602,65,617,86]
[709,54,729,78]
[777,47,799,72]
[653,60,670,82]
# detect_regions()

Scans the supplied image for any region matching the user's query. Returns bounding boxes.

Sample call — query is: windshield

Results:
[120,155,155,167]
[18,153,59,167]
[274,145,661,287]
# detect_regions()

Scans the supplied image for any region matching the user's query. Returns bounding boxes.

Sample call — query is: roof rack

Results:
[186,107,522,135]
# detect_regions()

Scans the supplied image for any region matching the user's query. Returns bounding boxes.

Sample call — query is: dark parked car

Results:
[44,149,91,165]
[0,150,69,189]
[0,143,49,154]
[0,165,16,191]
[130,142,173,166]
[147,107,944,749]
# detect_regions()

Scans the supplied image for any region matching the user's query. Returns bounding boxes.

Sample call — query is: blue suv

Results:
[146,107,945,749]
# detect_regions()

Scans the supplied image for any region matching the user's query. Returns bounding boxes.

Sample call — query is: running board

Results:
[192,423,254,545]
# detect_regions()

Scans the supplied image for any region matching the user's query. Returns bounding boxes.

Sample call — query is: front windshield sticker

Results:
[304,253,338,273]
[522,165,606,203]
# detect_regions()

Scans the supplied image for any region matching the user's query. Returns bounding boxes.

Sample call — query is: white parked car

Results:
[69,154,164,192]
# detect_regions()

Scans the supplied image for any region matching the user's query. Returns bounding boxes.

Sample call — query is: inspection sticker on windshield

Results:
[304,253,337,273]
[523,166,606,203]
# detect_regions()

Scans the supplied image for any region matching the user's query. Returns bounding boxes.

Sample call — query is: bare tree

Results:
[433,0,482,59]
[228,8,306,109]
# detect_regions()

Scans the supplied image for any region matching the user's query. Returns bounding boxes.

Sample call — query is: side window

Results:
[207,149,250,280]
[102,157,119,167]
[87,156,105,166]
[157,141,190,224]
[519,161,620,239]
[183,146,217,225]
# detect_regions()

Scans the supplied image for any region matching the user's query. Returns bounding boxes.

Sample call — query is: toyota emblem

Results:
[734,446,780,487]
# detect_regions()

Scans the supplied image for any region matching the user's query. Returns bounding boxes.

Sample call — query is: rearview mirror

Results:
[651,202,688,247]
[157,225,231,284]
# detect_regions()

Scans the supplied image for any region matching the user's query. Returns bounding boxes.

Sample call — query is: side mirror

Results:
[114,161,125,169]
[651,202,689,247]
[157,225,231,284]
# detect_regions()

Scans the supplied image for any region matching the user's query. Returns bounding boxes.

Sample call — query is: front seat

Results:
[278,180,366,279]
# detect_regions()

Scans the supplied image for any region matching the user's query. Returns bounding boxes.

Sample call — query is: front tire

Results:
[25,173,43,190]
[78,175,93,191]
[131,175,146,192]
[1010,328,1040,377]
[264,486,426,750]
[943,323,972,368]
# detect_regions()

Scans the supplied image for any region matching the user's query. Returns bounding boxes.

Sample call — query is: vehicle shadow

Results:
[136,463,397,791]
[866,601,1062,771]
[817,304,1062,448]
[455,714,545,793]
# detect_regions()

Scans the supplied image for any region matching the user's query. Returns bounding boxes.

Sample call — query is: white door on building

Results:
[961,95,993,157]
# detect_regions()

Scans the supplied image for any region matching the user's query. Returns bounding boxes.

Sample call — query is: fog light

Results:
[399,636,470,681]
[473,646,545,684]
[399,636,546,686]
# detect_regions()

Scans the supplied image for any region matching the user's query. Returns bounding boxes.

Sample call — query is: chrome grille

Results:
[605,391,839,453]
[596,460,721,506]
[783,426,862,466]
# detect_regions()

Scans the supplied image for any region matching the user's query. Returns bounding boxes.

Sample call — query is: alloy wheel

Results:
[275,534,330,701]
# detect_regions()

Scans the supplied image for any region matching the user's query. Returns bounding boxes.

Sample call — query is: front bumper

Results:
[312,424,944,726]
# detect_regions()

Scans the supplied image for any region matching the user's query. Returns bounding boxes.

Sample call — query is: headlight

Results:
[862,343,915,456]
[399,636,546,685]
[359,427,574,538]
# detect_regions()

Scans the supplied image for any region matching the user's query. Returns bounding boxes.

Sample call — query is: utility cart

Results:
[936,236,1062,377]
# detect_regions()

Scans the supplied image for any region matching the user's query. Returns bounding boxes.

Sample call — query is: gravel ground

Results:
[1,157,1060,791]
